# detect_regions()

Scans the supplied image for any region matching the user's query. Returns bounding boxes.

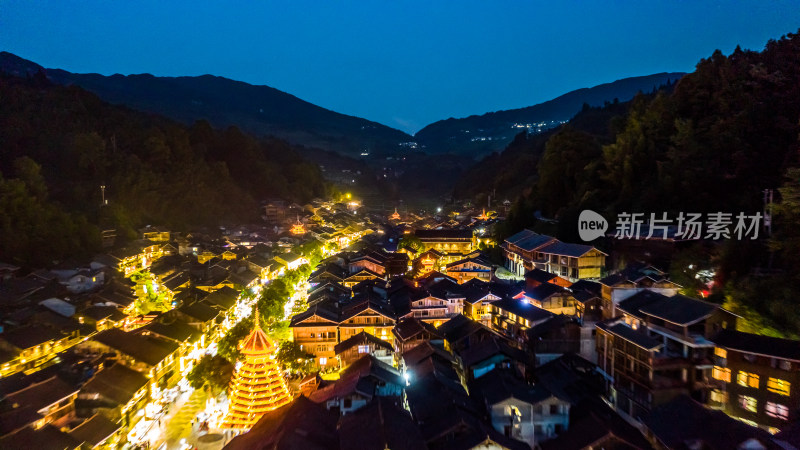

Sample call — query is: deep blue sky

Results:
[1,1,798,134]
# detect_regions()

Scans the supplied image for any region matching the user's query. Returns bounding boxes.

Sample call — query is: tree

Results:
[275,341,314,374]
[398,235,424,253]
[771,167,800,272]
[218,317,253,362]
[186,354,234,394]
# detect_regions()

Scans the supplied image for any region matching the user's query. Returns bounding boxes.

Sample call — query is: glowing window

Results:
[712,366,731,383]
[709,389,728,404]
[738,395,757,413]
[767,378,791,396]
[737,371,760,388]
[714,347,727,358]
[765,402,789,420]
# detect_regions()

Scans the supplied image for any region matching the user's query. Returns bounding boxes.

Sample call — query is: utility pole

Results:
[100,185,107,206]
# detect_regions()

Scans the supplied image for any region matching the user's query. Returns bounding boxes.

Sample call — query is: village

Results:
[0,193,798,450]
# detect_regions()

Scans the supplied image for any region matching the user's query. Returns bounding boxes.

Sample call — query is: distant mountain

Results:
[0,52,683,159]
[0,52,412,158]
[414,72,685,158]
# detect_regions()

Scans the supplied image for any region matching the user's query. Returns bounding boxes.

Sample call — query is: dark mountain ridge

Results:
[414,72,685,157]
[0,51,412,158]
[0,52,685,160]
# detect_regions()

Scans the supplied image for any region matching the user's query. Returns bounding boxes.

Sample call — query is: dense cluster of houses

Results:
[273,217,800,449]
[2,197,800,449]
[0,198,372,449]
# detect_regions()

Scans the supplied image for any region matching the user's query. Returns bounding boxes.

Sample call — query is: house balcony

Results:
[651,354,691,368]
[651,373,689,389]
[299,337,338,344]
[648,324,713,348]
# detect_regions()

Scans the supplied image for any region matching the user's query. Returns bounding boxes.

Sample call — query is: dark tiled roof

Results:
[334,331,393,354]
[541,399,651,450]
[79,363,148,405]
[459,337,534,369]
[436,315,487,342]
[93,328,178,366]
[525,315,578,339]
[343,268,383,280]
[492,298,553,323]
[68,414,120,447]
[0,425,81,450]
[570,280,602,303]
[645,395,778,449]
[712,329,800,361]
[520,283,564,301]
[204,286,239,310]
[569,279,601,295]
[392,317,441,341]
[80,305,126,322]
[616,290,668,319]
[524,268,557,283]
[142,319,201,344]
[534,353,605,405]
[470,368,552,405]
[445,255,493,269]
[0,325,64,350]
[338,397,427,450]
[538,240,598,257]
[308,355,403,404]
[599,263,673,287]
[225,396,338,450]
[414,229,473,241]
[229,270,258,287]
[4,376,78,414]
[162,272,190,291]
[290,302,340,326]
[176,301,219,322]
[598,322,662,351]
[275,252,302,265]
[637,294,717,325]
[504,229,555,251]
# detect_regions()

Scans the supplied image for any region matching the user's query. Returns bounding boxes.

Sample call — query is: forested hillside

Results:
[475,31,800,336]
[0,52,413,158]
[415,72,683,158]
[0,73,326,267]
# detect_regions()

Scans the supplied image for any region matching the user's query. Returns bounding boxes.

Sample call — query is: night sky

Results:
[2,1,798,134]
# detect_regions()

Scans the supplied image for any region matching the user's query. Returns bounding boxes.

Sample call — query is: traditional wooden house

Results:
[290,303,341,368]
[445,255,494,284]
[77,363,149,445]
[334,331,394,368]
[503,229,606,281]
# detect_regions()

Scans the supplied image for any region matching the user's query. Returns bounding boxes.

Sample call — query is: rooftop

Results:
[637,294,718,326]
[712,328,800,361]
[4,375,78,414]
[504,229,556,251]
[0,324,64,350]
[414,229,473,241]
[334,331,393,355]
[492,298,553,323]
[597,321,663,351]
[68,414,121,447]
[79,363,149,405]
[93,328,179,366]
